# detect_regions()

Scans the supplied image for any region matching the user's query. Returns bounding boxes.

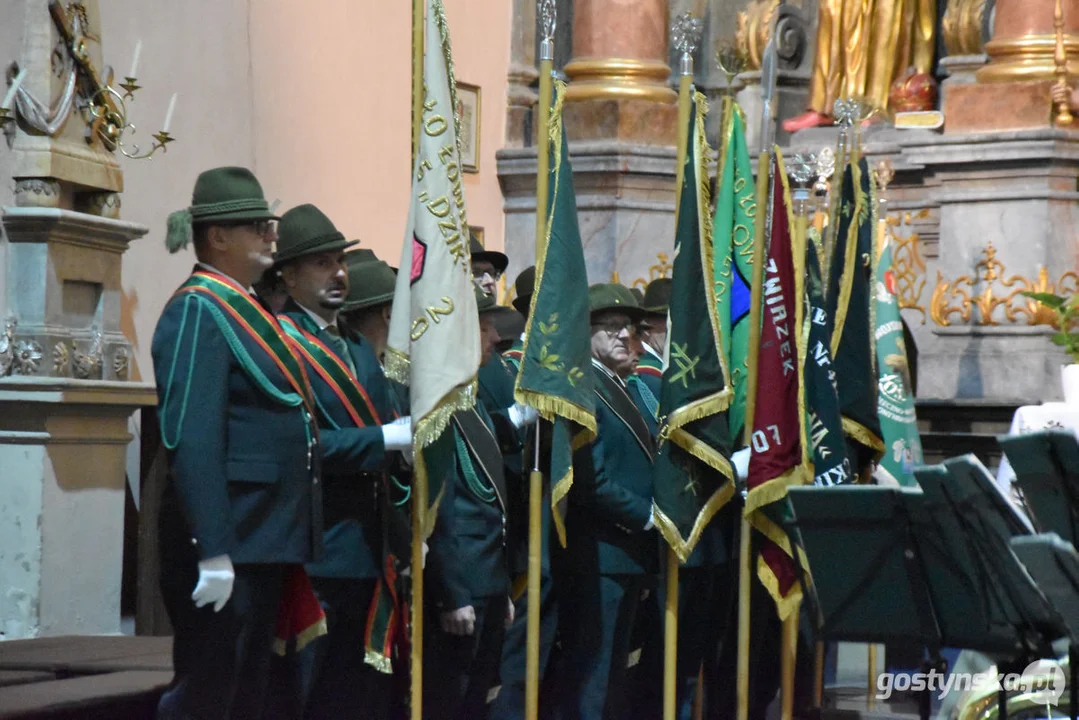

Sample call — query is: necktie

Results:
[325,325,357,376]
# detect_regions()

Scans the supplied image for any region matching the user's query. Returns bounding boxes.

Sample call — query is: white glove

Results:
[382,419,412,451]
[644,507,655,531]
[732,448,752,481]
[508,403,539,429]
[192,554,235,612]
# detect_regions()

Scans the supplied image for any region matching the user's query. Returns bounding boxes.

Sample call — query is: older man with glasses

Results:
[552,283,660,720]
[469,231,508,296]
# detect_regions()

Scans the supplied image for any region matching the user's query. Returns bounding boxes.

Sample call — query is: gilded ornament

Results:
[631,253,674,291]
[931,242,1079,327]
[941,0,987,57]
[13,340,43,376]
[1053,0,1074,126]
[0,317,15,377]
[73,329,103,379]
[53,341,70,376]
[886,210,930,323]
[735,0,807,73]
[113,346,130,380]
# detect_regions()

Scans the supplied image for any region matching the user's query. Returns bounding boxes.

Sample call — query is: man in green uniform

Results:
[425,287,535,719]
[153,167,321,720]
[501,266,534,371]
[553,283,660,720]
[273,204,413,720]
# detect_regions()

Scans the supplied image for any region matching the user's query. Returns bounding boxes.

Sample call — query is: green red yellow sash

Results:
[176,271,313,408]
[278,316,383,428]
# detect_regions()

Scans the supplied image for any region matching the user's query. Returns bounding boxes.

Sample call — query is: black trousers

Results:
[157,556,284,720]
[553,573,644,720]
[304,577,392,720]
[489,575,558,720]
[423,594,508,720]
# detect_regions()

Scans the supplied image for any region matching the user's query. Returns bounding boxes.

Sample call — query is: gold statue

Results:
[783,0,937,131]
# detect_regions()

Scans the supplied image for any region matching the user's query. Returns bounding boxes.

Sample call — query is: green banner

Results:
[653,92,735,564]
[713,102,756,446]
[514,80,597,547]
[874,233,923,486]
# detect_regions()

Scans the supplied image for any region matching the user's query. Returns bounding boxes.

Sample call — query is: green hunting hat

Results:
[345,248,378,267]
[274,204,358,265]
[589,283,644,322]
[493,305,525,341]
[630,287,645,304]
[470,231,509,274]
[166,166,279,253]
[342,259,397,312]
[511,266,535,314]
[475,286,501,316]
[642,277,672,315]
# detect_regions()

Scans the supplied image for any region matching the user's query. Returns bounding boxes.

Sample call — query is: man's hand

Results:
[441,605,477,636]
[732,448,752,481]
[509,403,539,429]
[192,554,235,612]
[505,596,516,628]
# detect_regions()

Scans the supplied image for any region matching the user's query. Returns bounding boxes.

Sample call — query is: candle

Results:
[162,93,177,133]
[128,39,141,79]
[2,68,26,111]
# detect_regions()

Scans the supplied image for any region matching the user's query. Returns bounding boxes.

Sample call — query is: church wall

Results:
[0,0,513,387]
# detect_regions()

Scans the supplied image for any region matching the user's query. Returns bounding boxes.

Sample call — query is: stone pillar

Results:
[504,0,539,149]
[944,0,1079,132]
[0,0,154,639]
[499,0,687,294]
[562,0,679,143]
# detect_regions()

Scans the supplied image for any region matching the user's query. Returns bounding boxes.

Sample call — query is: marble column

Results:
[944,0,1079,131]
[562,0,679,144]
[977,0,1079,83]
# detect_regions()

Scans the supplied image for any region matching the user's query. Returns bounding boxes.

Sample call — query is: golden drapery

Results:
[807,0,936,114]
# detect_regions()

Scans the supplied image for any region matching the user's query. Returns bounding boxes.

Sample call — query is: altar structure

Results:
[0,1,155,639]
[498,0,1079,413]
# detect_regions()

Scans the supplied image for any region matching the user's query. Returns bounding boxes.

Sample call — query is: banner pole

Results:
[409,2,425,718]
[527,4,556,718]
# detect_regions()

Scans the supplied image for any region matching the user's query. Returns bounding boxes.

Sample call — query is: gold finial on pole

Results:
[1053,0,1074,126]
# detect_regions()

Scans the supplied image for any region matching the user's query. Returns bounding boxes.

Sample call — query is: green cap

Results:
[274,204,358,265]
[166,166,279,253]
[642,277,672,315]
[475,286,501,315]
[342,259,397,312]
[588,283,644,322]
[512,265,535,314]
[346,248,377,267]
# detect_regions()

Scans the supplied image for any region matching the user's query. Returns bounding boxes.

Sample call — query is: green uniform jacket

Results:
[562,362,659,576]
[281,300,394,580]
[427,403,511,609]
[152,270,322,564]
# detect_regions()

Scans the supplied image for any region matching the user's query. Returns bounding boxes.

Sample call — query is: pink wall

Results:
[248,0,511,266]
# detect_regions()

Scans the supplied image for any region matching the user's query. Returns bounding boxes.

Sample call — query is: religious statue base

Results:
[0,377,156,638]
[943,80,1059,133]
[498,140,677,293]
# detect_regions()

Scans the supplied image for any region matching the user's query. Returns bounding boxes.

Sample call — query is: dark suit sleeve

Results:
[318,427,388,472]
[153,295,237,560]
[426,429,471,611]
[573,409,652,531]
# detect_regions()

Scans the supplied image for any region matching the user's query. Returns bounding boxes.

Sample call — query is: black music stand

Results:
[787,473,1066,720]
[1010,533,1079,720]
[1000,430,1079,546]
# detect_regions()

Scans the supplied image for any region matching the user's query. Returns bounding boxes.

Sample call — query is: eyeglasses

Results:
[472,267,503,281]
[592,319,637,337]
